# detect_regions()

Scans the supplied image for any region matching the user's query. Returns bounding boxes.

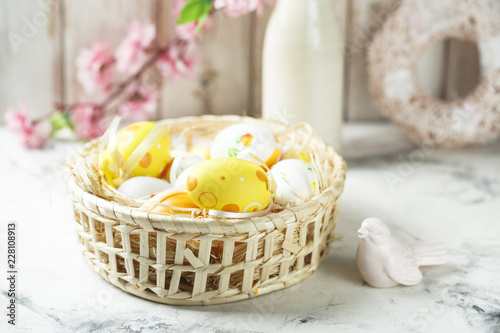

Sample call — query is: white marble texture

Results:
[0,123,499,333]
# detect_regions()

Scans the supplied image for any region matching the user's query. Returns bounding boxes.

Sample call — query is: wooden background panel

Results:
[62,0,158,108]
[333,0,350,121]
[416,41,447,100]
[250,6,273,118]
[157,0,201,119]
[197,13,252,116]
[0,0,486,125]
[158,10,252,118]
[345,0,401,121]
[444,39,480,100]
[0,0,62,120]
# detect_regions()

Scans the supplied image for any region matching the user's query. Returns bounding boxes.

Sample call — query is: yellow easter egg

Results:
[190,144,211,160]
[99,121,170,187]
[297,152,312,163]
[186,157,271,213]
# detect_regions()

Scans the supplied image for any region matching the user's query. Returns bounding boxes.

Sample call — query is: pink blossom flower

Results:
[117,87,158,121]
[4,105,49,149]
[213,0,269,17]
[71,104,108,140]
[173,0,213,39]
[76,43,115,94]
[157,40,195,78]
[115,21,156,74]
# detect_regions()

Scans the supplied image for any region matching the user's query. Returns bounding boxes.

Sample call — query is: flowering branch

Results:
[4,0,271,148]
[100,39,185,111]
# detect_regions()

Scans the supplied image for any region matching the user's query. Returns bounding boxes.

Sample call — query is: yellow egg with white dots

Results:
[99,121,170,187]
[186,157,271,213]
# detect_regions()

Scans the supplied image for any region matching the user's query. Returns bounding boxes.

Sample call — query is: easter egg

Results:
[99,121,170,187]
[210,123,281,168]
[190,142,211,159]
[297,152,312,163]
[186,157,271,213]
[158,150,184,180]
[117,176,172,198]
[167,153,206,184]
[145,188,199,215]
[174,165,197,188]
[269,159,319,205]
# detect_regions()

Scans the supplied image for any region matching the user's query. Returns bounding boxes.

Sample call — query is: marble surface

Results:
[0,123,499,333]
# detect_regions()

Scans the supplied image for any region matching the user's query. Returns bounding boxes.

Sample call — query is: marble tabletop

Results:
[0,123,499,333]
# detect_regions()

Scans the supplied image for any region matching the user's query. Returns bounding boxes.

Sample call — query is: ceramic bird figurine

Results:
[356,217,446,288]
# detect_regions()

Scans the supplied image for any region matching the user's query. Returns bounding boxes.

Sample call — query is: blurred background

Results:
[1,2,499,331]
[0,0,480,123]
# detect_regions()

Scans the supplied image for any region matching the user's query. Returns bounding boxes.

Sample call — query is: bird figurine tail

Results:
[412,244,447,266]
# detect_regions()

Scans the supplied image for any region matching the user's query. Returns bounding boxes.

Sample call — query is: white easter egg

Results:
[168,153,206,184]
[269,159,319,205]
[174,164,197,188]
[210,123,281,168]
[117,176,172,198]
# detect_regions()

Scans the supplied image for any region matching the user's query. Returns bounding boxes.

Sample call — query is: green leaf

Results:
[177,0,212,24]
[228,147,240,158]
[50,111,72,134]
[194,13,208,33]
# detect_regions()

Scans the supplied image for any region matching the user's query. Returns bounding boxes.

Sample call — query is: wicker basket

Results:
[65,115,347,305]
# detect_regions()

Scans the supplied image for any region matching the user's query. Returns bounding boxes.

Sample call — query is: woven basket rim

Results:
[65,115,347,235]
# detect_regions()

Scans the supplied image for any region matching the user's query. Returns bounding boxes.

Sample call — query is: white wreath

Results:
[369,0,500,147]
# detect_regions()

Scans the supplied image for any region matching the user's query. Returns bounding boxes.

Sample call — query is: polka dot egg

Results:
[99,122,170,187]
[186,157,271,213]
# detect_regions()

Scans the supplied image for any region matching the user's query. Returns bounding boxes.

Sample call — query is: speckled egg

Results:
[186,157,271,213]
[269,159,319,205]
[210,123,280,168]
[99,122,170,187]
[145,188,200,216]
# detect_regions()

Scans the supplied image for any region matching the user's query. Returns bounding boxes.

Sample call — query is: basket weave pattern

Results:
[66,116,347,305]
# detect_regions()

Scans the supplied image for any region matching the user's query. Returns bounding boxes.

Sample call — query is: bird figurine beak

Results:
[357,227,369,239]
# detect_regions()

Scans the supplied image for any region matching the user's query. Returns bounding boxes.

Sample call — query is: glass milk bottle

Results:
[262,0,344,151]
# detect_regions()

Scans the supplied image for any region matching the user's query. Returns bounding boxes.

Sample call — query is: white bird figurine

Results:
[356,217,446,288]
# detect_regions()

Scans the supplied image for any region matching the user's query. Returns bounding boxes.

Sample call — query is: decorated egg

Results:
[282,148,311,163]
[159,150,183,180]
[210,123,281,168]
[99,121,170,187]
[166,153,206,184]
[269,159,319,205]
[145,188,199,215]
[297,152,312,163]
[186,157,271,213]
[117,176,172,198]
[174,164,197,188]
[190,141,211,159]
